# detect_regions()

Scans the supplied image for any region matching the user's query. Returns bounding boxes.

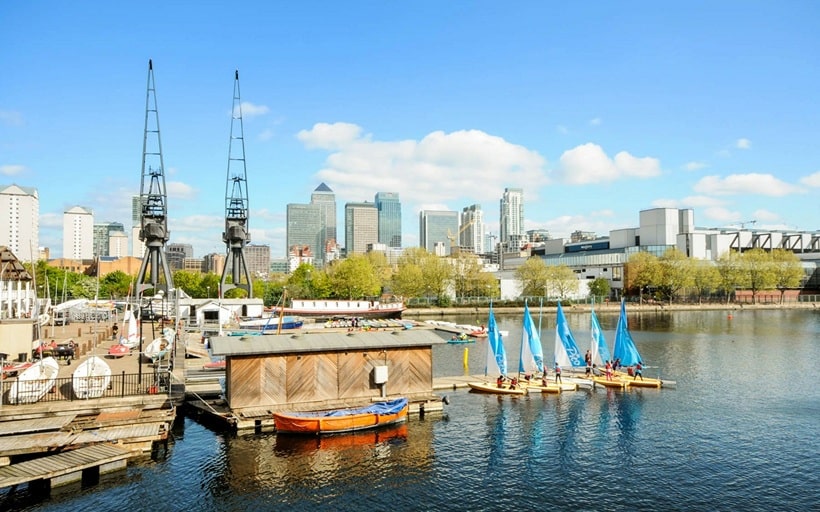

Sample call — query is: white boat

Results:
[144,327,175,362]
[239,315,304,331]
[72,355,112,399]
[119,307,142,349]
[9,357,60,404]
[272,299,405,319]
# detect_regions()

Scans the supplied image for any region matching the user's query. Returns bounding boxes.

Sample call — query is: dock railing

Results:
[0,370,173,405]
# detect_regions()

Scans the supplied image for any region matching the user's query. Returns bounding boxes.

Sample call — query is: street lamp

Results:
[206,286,210,299]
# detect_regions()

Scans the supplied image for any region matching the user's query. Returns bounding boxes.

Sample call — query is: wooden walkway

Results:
[0,444,130,489]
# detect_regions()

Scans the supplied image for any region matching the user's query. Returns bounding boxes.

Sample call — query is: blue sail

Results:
[519,302,544,374]
[590,307,611,366]
[613,299,642,366]
[554,302,585,367]
[485,305,508,376]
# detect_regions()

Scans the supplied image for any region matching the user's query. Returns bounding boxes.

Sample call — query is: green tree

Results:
[740,248,777,303]
[657,248,694,303]
[172,270,202,298]
[451,254,486,300]
[286,264,318,299]
[514,257,550,297]
[420,255,454,305]
[327,255,381,299]
[625,251,661,303]
[390,262,425,299]
[690,260,721,303]
[770,249,804,303]
[547,265,579,301]
[588,277,611,301]
[99,270,133,299]
[716,250,746,303]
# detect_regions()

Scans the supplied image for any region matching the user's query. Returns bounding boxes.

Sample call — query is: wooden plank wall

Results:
[226,347,434,410]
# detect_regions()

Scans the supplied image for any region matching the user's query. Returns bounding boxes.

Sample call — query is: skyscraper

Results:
[375,192,401,248]
[500,187,524,250]
[93,222,125,257]
[460,204,485,254]
[63,206,94,260]
[311,182,336,247]
[287,203,324,265]
[0,184,39,262]
[345,202,378,255]
[419,210,458,256]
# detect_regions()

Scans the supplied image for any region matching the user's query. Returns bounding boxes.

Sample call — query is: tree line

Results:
[27,246,804,307]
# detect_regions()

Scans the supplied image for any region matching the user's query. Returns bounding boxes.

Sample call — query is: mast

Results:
[219,69,253,298]
[135,59,174,296]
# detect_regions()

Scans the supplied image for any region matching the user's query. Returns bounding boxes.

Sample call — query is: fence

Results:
[0,370,172,406]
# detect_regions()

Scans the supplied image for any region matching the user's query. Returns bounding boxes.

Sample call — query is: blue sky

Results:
[2,1,819,259]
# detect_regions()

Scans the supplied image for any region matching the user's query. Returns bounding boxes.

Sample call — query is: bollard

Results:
[77,327,82,337]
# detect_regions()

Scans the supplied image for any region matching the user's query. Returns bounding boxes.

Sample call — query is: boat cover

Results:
[288,398,408,418]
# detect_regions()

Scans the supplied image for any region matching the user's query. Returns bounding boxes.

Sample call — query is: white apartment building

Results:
[63,206,94,260]
[0,184,39,262]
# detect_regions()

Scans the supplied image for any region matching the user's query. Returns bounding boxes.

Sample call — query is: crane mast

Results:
[135,59,173,296]
[219,70,253,298]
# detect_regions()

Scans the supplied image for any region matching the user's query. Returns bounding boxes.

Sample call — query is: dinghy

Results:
[9,357,60,404]
[72,355,112,399]
[273,397,409,434]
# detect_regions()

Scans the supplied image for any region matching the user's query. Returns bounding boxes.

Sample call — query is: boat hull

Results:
[592,376,627,389]
[72,356,112,399]
[626,377,662,388]
[8,357,60,404]
[273,398,409,435]
[467,382,527,395]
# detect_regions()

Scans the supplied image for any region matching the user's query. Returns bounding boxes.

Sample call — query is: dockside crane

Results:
[135,59,174,297]
[447,219,476,256]
[219,70,253,298]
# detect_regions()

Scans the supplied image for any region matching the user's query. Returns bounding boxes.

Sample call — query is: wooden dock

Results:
[0,443,131,490]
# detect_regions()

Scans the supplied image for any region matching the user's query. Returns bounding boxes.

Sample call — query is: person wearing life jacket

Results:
[497,375,504,388]
[634,361,644,381]
[554,363,562,383]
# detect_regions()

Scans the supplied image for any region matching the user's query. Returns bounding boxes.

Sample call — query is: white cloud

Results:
[554,143,661,184]
[589,118,602,126]
[0,164,25,176]
[0,110,23,126]
[299,124,548,205]
[693,173,803,197]
[652,195,727,209]
[799,171,820,187]
[702,207,742,224]
[682,161,707,171]
[736,138,751,149]
[166,181,197,200]
[297,122,364,150]
[751,209,780,222]
[233,102,269,118]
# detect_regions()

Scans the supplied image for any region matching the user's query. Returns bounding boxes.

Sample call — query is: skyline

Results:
[3,2,820,260]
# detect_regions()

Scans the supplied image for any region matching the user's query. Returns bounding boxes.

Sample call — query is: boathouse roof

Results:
[210,329,445,357]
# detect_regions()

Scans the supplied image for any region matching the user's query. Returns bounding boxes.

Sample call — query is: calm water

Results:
[7,309,820,511]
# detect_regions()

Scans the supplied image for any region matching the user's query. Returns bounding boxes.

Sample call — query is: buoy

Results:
[728,314,733,319]
[463,347,469,372]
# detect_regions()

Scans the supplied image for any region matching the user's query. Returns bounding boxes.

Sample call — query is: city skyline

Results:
[3,2,820,260]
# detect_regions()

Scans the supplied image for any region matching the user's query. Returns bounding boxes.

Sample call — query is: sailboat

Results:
[145,327,175,363]
[108,305,140,357]
[554,302,586,370]
[613,299,663,388]
[468,304,525,395]
[590,300,612,368]
[72,355,112,399]
[9,356,60,404]
[518,302,566,393]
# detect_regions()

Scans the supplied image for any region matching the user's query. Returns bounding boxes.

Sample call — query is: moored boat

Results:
[271,299,405,320]
[273,397,409,435]
[9,357,60,404]
[72,355,112,399]
[107,344,130,357]
[239,315,304,332]
[468,381,527,395]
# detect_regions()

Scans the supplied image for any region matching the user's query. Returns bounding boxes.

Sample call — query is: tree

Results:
[716,250,745,304]
[771,249,804,303]
[514,257,550,297]
[393,248,453,304]
[740,248,777,304]
[327,255,381,299]
[171,270,202,298]
[657,248,694,303]
[624,252,661,303]
[451,254,486,300]
[546,265,579,301]
[690,260,721,304]
[390,263,425,299]
[588,277,611,301]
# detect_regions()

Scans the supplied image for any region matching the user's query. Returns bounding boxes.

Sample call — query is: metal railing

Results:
[0,370,172,406]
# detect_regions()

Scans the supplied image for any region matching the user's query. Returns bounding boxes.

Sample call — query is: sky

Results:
[2,1,820,260]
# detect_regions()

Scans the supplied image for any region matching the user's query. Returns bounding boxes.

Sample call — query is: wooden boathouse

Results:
[209,329,446,430]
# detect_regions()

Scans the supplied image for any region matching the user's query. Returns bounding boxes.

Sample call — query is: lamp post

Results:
[206,286,210,299]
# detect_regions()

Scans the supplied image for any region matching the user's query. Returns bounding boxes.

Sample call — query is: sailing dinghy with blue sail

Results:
[518,302,568,393]
[468,305,525,395]
[613,299,665,388]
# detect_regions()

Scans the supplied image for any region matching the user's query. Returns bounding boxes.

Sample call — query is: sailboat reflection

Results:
[273,423,408,454]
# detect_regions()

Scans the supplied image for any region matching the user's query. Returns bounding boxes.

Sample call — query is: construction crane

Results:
[447,219,475,256]
[219,70,253,298]
[135,59,174,296]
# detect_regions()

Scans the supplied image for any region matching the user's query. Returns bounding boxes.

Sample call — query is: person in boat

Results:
[554,363,562,383]
[634,361,644,381]
[605,360,613,380]
[541,373,549,387]
[509,377,518,390]
[497,375,504,388]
